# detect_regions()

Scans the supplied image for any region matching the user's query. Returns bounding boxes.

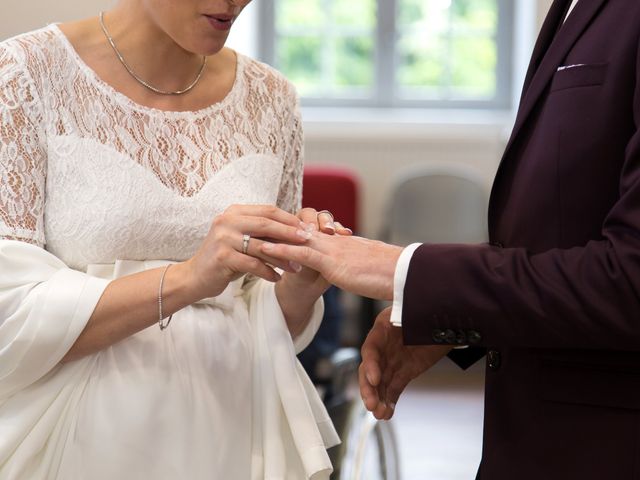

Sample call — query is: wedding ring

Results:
[242,234,251,254]
[317,210,334,222]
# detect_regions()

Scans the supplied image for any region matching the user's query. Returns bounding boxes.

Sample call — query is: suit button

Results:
[487,349,501,370]
[432,329,446,343]
[444,329,457,343]
[467,330,482,345]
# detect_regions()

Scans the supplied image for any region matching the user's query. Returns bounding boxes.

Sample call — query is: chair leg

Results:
[330,400,402,480]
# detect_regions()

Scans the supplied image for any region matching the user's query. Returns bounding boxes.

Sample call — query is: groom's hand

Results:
[296,207,353,237]
[277,207,354,296]
[359,308,453,420]
[272,208,354,337]
[262,233,403,300]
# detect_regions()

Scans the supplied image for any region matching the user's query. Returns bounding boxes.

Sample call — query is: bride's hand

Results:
[183,205,313,300]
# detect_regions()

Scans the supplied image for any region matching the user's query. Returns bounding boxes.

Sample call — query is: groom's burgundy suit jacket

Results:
[401,1,640,478]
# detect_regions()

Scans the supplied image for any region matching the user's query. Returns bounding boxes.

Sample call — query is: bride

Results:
[0,0,347,478]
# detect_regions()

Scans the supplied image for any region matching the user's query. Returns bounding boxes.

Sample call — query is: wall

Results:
[0,0,113,40]
[538,0,555,27]
[303,116,508,237]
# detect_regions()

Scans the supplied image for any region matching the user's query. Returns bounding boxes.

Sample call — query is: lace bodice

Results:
[0,25,303,270]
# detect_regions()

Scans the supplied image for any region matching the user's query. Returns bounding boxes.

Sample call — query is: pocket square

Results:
[557,63,587,72]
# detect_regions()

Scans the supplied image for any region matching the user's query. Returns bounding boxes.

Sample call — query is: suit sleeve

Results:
[402,40,640,352]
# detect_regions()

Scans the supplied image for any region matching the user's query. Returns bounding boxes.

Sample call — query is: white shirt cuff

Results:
[390,243,422,327]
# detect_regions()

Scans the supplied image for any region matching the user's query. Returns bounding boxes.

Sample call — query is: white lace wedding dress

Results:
[0,26,338,480]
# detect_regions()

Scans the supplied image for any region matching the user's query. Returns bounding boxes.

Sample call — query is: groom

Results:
[263,0,640,478]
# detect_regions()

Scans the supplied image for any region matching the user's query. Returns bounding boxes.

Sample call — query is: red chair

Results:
[302,165,360,234]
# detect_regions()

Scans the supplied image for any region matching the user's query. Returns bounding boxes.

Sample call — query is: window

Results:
[258,0,514,109]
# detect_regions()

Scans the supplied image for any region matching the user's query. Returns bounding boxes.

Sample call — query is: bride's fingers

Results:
[227,250,282,283]
[219,215,312,246]
[240,236,300,273]
[224,204,302,228]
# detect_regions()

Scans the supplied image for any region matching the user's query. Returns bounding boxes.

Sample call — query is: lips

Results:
[204,13,235,31]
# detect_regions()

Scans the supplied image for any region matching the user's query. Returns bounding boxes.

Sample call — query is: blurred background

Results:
[1,1,553,478]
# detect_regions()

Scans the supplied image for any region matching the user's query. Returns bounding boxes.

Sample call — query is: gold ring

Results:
[242,234,251,254]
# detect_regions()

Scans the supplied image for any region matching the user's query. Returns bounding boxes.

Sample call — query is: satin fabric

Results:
[0,241,338,479]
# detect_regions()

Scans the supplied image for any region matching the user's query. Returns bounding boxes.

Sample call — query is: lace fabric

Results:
[0,25,303,268]
[0,27,339,480]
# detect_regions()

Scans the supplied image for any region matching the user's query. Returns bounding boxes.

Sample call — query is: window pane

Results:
[268,0,507,106]
[398,0,450,29]
[276,0,324,29]
[334,0,376,27]
[397,0,499,100]
[336,36,375,88]
[451,0,497,31]
[450,36,496,98]
[277,36,323,96]
[397,33,447,95]
[274,0,376,98]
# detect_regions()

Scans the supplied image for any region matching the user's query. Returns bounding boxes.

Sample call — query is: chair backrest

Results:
[302,165,360,234]
[385,164,489,246]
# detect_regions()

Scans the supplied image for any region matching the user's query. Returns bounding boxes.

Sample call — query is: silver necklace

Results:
[98,12,207,96]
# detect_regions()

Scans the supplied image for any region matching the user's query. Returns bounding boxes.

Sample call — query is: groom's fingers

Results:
[372,397,394,420]
[361,319,389,387]
[360,344,382,387]
[383,376,409,419]
[334,222,354,236]
[358,364,381,411]
[363,373,397,420]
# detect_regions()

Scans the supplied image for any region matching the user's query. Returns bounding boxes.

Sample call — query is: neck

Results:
[102,4,209,93]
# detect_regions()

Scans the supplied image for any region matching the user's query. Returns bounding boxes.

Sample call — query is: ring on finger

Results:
[242,233,251,255]
[317,210,334,222]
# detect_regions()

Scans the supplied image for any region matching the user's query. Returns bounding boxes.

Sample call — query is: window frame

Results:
[257,0,514,110]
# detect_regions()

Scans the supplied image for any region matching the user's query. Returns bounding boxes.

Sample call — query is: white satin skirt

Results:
[0,257,338,480]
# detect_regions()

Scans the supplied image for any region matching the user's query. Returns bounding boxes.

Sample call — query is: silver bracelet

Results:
[158,264,173,331]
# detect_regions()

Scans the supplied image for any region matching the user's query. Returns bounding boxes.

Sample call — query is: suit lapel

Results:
[504,0,608,157]
[489,0,608,235]
[519,0,573,103]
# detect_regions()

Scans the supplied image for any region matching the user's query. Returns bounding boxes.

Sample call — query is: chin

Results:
[192,36,229,56]
[203,44,227,56]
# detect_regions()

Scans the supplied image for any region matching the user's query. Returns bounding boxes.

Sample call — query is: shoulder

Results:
[238,53,299,107]
[1,26,60,67]
[0,26,62,86]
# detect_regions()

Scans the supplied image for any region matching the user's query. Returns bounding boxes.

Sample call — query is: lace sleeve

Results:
[276,90,303,215]
[0,47,46,247]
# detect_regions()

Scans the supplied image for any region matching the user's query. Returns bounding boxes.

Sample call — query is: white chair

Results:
[334,401,400,480]
[382,163,489,246]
